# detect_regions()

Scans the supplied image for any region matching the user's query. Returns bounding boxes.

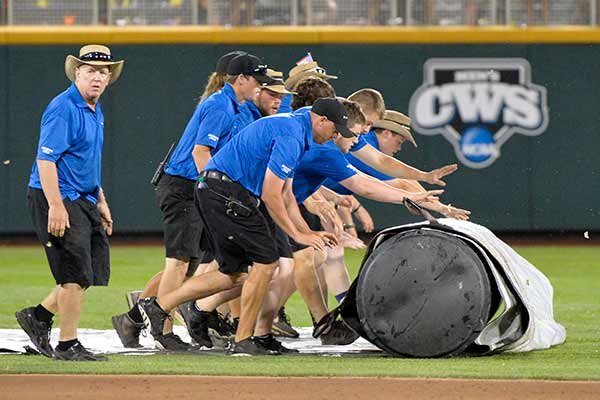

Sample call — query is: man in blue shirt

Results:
[252,102,443,345]
[17,45,124,361]
[112,53,273,351]
[177,69,298,345]
[139,98,349,355]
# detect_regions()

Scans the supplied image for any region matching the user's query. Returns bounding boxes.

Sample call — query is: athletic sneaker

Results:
[15,307,54,358]
[319,320,359,346]
[138,297,170,338]
[125,290,142,309]
[111,312,144,348]
[177,301,213,348]
[208,310,235,339]
[53,342,107,361]
[272,307,299,338]
[154,332,195,352]
[253,333,298,354]
[226,337,281,356]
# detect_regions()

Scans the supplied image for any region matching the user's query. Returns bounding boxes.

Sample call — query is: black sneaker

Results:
[319,320,359,346]
[206,310,235,348]
[253,334,298,354]
[15,307,54,358]
[231,317,239,334]
[272,307,299,338]
[154,332,194,352]
[111,313,144,348]
[226,337,281,356]
[177,301,213,348]
[138,297,169,338]
[53,342,107,361]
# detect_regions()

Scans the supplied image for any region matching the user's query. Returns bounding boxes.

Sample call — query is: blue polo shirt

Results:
[28,83,105,204]
[324,130,394,195]
[232,101,263,137]
[277,94,293,114]
[164,83,240,180]
[292,141,358,204]
[205,112,313,197]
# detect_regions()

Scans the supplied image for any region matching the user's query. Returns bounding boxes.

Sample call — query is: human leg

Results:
[322,244,351,303]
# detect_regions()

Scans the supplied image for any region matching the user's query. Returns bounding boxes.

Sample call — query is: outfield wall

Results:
[0,27,598,233]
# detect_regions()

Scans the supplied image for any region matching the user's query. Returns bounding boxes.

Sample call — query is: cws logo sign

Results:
[409,58,548,168]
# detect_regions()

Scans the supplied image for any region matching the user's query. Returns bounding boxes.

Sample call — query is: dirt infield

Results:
[1,375,599,400]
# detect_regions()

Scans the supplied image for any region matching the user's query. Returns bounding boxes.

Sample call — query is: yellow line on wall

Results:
[2,26,600,45]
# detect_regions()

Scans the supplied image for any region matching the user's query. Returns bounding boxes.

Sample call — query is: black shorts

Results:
[27,188,110,287]
[155,174,213,261]
[263,204,293,259]
[289,203,323,253]
[195,176,280,274]
[185,250,215,277]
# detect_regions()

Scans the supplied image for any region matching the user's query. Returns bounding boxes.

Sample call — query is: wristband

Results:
[351,204,363,215]
[343,224,355,230]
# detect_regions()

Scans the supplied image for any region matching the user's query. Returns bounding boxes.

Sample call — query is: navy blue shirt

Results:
[205,112,314,197]
[164,83,240,180]
[28,83,105,204]
[292,141,358,204]
[324,130,394,195]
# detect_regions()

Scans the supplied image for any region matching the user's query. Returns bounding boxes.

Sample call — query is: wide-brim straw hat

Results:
[65,44,124,85]
[285,61,337,90]
[373,110,417,147]
[264,69,296,95]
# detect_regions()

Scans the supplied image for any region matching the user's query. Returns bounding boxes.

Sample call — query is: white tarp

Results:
[382,219,566,353]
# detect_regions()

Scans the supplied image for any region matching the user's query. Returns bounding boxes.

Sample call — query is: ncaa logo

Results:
[409,58,548,169]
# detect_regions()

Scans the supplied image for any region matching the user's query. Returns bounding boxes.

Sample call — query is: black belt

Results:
[201,170,233,183]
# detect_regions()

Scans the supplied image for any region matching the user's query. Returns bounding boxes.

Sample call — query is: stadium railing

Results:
[1,0,598,26]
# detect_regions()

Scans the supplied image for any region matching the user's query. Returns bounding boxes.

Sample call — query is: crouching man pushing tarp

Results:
[316,214,566,357]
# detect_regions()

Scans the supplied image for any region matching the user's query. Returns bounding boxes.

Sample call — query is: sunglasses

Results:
[80,51,113,62]
[252,65,268,74]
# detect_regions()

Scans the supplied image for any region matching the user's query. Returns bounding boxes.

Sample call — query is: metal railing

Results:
[7,0,99,25]
[2,0,598,26]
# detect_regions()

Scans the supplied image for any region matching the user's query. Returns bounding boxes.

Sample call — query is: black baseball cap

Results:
[215,50,247,74]
[226,53,272,84]
[311,97,356,138]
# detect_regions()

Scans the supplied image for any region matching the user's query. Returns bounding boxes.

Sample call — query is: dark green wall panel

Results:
[0,43,598,233]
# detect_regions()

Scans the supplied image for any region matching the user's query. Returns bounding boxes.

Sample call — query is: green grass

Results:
[0,245,599,379]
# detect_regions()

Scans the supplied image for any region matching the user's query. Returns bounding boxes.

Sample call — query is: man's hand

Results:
[442,204,471,220]
[48,203,70,237]
[337,195,354,209]
[294,231,338,251]
[354,206,374,233]
[316,231,338,247]
[305,199,337,226]
[424,164,458,186]
[97,201,113,236]
[341,231,366,249]
[406,189,444,204]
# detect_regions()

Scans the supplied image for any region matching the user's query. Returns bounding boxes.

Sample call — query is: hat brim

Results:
[373,120,417,147]
[65,55,124,85]
[335,122,357,139]
[285,71,338,91]
[263,85,296,95]
[253,74,275,85]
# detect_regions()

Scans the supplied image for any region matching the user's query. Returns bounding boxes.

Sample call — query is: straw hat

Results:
[65,44,124,85]
[263,69,296,95]
[373,110,417,147]
[285,61,337,90]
